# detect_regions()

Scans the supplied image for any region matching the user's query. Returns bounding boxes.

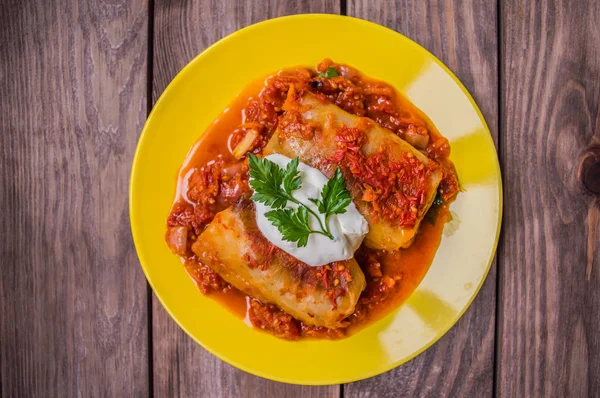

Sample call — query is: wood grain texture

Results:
[498,0,600,397]
[345,1,499,397]
[151,1,340,397]
[0,0,149,396]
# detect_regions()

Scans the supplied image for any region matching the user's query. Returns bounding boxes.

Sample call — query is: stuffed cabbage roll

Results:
[263,90,443,250]
[191,197,366,329]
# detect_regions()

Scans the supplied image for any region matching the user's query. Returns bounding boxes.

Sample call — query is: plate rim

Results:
[129,13,503,385]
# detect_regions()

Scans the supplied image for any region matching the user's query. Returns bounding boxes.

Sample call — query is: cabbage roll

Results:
[263,90,443,250]
[191,197,366,329]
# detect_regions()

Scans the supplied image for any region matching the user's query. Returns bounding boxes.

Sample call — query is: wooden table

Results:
[1,0,599,396]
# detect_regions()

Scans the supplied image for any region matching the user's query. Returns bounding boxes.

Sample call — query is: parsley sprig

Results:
[248,154,352,247]
[317,66,339,78]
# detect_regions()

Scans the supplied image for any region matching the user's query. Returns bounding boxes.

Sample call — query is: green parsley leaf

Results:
[309,168,352,215]
[248,155,352,247]
[265,207,311,247]
[317,66,339,79]
[248,153,288,208]
[282,157,302,194]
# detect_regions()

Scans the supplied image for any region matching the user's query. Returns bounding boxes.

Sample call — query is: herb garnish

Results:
[248,154,352,247]
[309,168,353,217]
[317,66,339,79]
[433,192,444,206]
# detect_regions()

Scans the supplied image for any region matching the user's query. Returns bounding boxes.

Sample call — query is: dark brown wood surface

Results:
[0,0,150,396]
[151,2,340,397]
[497,0,600,397]
[1,0,599,397]
[345,1,499,396]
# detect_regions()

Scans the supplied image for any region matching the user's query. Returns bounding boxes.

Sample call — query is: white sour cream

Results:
[254,154,368,267]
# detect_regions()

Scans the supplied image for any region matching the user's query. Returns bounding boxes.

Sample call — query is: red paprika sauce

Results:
[166,59,458,340]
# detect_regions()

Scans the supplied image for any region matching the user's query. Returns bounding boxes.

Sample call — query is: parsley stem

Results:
[285,194,334,240]
[311,230,334,239]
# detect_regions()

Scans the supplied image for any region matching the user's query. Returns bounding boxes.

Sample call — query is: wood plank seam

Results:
[147,0,156,396]
[493,0,504,397]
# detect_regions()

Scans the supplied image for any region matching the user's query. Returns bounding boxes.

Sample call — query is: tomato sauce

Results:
[166,60,458,340]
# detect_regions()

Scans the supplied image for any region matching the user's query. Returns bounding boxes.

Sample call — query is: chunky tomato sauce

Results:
[329,125,441,227]
[166,59,458,340]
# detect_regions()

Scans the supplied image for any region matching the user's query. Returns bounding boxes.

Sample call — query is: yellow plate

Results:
[130,14,502,385]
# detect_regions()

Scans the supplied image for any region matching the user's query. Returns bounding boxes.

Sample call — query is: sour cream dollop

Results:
[254,154,369,267]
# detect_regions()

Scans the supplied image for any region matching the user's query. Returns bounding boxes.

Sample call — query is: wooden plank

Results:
[345,1,499,397]
[497,0,600,396]
[0,0,150,396]
[151,1,340,396]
